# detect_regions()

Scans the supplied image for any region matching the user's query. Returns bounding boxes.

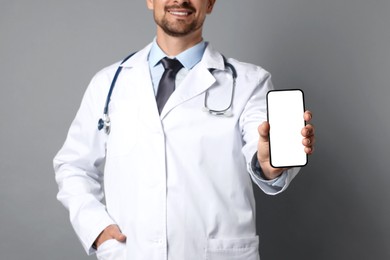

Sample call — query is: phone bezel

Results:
[266,89,308,168]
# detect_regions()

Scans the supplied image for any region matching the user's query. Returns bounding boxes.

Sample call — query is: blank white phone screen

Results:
[267,89,307,168]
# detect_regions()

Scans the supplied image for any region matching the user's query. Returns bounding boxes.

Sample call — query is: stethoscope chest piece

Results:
[98,114,111,134]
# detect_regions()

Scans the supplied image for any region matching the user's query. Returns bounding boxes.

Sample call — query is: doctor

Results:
[54,0,315,259]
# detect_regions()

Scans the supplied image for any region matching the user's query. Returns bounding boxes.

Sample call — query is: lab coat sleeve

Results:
[53,70,116,255]
[240,70,300,195]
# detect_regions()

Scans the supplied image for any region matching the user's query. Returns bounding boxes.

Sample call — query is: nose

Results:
[173,0,191,9]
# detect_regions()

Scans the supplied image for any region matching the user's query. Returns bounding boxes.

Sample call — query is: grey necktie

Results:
[156,57,183,114]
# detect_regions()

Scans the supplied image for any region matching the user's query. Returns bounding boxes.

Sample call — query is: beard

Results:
[158,18,202,37]
[154,4,204,37]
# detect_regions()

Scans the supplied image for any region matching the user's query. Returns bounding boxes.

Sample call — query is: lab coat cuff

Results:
[249,152,299,195]
[250,152,282,183]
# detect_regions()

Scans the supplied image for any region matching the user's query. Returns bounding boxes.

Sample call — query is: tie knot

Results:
[161,57,183,72]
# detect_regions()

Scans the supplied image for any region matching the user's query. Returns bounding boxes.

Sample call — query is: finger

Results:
[301,124,315,137]
[258,121,270,142]
[304,146,314,155]
[303,136,315,147]
[302,137,312,146]
[304,110,312,122]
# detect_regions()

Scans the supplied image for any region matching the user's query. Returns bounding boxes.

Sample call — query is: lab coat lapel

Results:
[160,44,225,119]
[119,44,162,130]
[160,65,214,118]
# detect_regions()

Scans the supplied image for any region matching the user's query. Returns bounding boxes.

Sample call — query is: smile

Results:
[166,5,195,17]
[169,11,191,16]
[168,9,194,17]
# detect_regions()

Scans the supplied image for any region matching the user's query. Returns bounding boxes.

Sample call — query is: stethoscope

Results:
[98,52,237,134]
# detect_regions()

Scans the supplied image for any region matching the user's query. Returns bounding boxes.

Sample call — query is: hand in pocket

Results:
[95,224,126,249]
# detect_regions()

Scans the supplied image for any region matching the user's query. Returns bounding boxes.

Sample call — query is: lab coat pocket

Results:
[96,239,126,260]
[206,236,260,260]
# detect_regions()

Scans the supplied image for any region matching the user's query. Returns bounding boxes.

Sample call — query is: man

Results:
[54,0,315,259]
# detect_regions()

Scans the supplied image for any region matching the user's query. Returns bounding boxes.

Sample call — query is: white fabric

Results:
[53,43,299,260]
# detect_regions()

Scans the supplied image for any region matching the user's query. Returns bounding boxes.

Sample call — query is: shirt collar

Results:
[148,38,207,70]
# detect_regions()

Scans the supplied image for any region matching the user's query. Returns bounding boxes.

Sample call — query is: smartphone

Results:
[266,89,307,168]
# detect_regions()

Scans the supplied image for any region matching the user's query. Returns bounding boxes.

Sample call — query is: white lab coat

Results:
[54,43,299,260]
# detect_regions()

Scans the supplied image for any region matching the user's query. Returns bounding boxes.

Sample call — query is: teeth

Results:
[169,11,189,16]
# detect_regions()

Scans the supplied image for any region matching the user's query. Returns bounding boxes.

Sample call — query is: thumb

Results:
[258,121,270,142]
[115,233,127,242]
[110,225,127,242]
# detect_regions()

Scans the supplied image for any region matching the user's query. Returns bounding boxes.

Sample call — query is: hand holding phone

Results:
[266,89,307,168]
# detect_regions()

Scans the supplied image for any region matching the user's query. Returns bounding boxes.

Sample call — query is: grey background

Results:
[1,0,389,259]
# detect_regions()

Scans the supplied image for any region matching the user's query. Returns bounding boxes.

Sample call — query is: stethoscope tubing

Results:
[98,52,136,133]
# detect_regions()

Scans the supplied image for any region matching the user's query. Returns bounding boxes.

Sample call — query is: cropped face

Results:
[146,0,216,37]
